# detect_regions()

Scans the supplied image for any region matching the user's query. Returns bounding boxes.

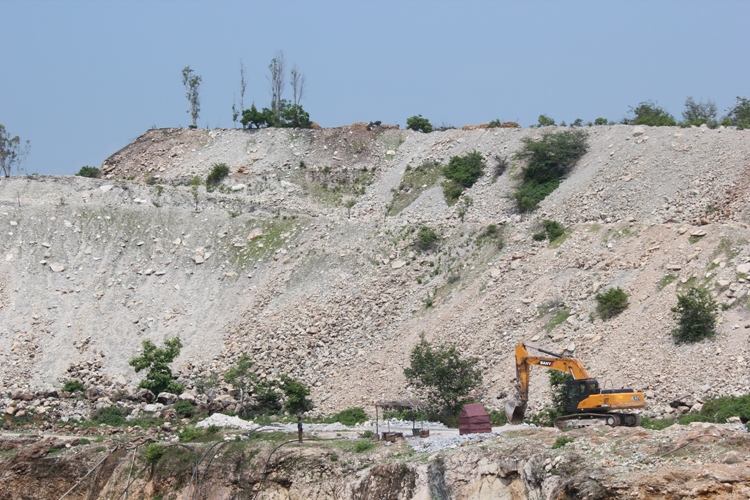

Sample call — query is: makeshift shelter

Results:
[373,399,426,439]
[459,403,492,435]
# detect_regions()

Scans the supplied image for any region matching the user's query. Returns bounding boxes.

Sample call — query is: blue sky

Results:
[2,0,748,175]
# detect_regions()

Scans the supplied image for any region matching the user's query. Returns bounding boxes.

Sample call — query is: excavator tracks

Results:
[554,413,642,430]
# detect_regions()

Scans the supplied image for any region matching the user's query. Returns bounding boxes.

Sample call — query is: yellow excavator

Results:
[505,343,645,429]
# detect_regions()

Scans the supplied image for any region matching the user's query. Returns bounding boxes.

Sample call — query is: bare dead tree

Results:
[239,58,247,111]
[290,64,306,106]
[267,50,286,119]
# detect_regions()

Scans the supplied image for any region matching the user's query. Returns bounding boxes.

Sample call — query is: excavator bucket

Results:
[505,399,526,424]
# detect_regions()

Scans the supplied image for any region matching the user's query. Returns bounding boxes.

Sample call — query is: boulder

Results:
[156,392,178,405]
[134,389,155,403]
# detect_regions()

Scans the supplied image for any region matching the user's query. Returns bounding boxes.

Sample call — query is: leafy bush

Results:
[225,354,257,417]
[489,409,508,426]
[625,100,676,126]
[76,166,100,178]
[443,151,485,190]
[330,407,368,426]
[280,375,314,414]
[542,220,565,241]
[403,333,482,416]
[723,96,750,129]
[94,406,126,426]
[406,115,433,133]
[252,380,283,415]
[179,426,202,442]
[537,115,555,127]
[206,163,229,186]
[699,394,750,423]
[62,380,85,393]
[552,436,574,449]
[681,96,718,128]
[493,155,509,178]
[415,226,439,251]
[594,117,608,125]
[595,287,629,319]
[550,371,574,417]
[205,424,220,435]
[513,130,587,212]
[671,287,718,343]
[173,400,196,418]
[144,444,165,464]
[129,337,184,395]
[354,440,375,453]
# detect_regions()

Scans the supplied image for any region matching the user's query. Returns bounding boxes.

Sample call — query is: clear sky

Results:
[2,0,748,175]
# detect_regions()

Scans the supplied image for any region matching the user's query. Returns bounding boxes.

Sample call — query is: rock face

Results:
[0,124,749,420]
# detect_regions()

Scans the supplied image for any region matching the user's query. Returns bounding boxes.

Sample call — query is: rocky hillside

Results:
[1,123,749,419]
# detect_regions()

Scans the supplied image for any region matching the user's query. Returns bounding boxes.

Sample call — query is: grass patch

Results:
[641,417,675,430]
[659,274,678,290]
[230,217,305,267]
[545,309,571,333]
[552,437,574,449]
[354,441,376,453]
[387,161,443,216]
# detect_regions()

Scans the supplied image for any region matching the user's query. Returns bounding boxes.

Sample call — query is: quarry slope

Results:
[1,123,749,419]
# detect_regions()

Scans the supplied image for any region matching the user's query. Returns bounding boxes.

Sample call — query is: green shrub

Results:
[206,163,229,186]
[625,100,676,126]
[671,287,718,343]
[76,166,100,178]
[173,400,196,418]
[361,430,374,439]
[493,155,509,178]
[252,380,283,415]
[94,406,126,426]
[144,443,165,464]
[443,151,485,189]
[552,436,574,449]
[699,394,750,423]
[723,96,750,130]
[542,220,565,241]
[537,115,556,127]
[595,287,629,319]
[205,424,220,435]
[594,117,608,126]
[330,407,368,426]
[406,115,433,133]
[513,130,587,212]
[681,96,718,128]
[415,226,439,251]
[62,380,85,393]
[489,409,508,426]
[354,440,375,453]
[179,426,202,442]
[532,232,546,241]
[442,181,464,202]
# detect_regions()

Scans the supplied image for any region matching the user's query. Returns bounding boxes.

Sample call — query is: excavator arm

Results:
[506,343,590,424]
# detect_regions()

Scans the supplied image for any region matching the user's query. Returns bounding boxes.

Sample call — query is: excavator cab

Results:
[565,378,600,413]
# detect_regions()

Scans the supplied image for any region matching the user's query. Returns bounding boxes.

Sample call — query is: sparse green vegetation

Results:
[552,436,575,449]
[659,274,678,290]
[545,309,571,333]
[174,400,196,418]
[671,287,718,343]
[624,100,676,126]
[62,380,85,393]
[513,130,588,212]
[354,440,375,453]
[144,443,165,464]
[76,166,100,178]
[206,162,229,186]
[387,161,443,216]
[93,406,126,426]
[415,226,439,251]
[595,287,629,319]
[722,96,750,129]
[328,407,368,426]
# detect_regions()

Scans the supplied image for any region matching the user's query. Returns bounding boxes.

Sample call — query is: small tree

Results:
[0,124,31,177]
[723,96,750,130]
[625,101,676,126]
[280,375,314,414]
[182,66,202,128]
[268,51,287,120]
[403,334,482,416]
[129,337,184,395]
[252,380,283,415]
[671,287,719,343]
[537,115,556,127]
[241,104,266,129]
[225,354,258,417]
[594,117,608,126]
[456,195,473,222]
[542,219,565,240]
[406,115,433,133]
[595,287,629,319]
[345,198,357,219]
[682,96,718,128]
